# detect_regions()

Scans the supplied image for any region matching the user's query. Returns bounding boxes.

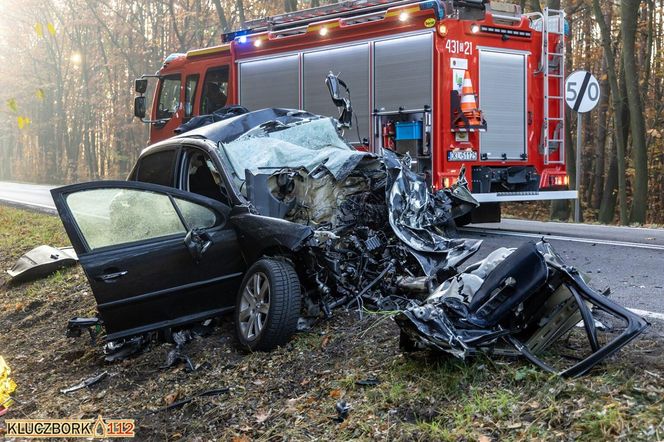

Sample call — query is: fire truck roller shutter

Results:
[374,33,433,113]
[239,55,300,111]
[478,49,527,160]
[302,44,370,144]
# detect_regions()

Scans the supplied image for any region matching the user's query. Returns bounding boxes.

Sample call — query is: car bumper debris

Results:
[7,245,77,283]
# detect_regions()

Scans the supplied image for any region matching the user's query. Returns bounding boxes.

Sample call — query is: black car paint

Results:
[51,180,250,340]
[54,133,319,341]
[230,212,314,265]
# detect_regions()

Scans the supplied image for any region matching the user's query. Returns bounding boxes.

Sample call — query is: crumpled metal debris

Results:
[161,330,195,372]
[104,335,148,362]
[60,371,108,394]
[355,378,380,387]
[146,388,230,414]
[332,400,351,423]
[0,356,16,415]
[256,147,483,318]
[7,245,77,283]
[395,241,650,377]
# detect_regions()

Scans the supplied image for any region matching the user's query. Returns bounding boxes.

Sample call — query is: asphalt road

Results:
[0,181,56,214]
[1,180,663,325]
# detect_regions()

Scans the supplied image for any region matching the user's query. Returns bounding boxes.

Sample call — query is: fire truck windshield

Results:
[156,74,181,120]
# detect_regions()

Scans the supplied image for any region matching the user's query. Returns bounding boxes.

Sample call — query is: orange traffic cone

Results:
[459,71,484,127]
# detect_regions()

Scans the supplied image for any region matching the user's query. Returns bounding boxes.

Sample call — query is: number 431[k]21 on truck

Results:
[133,0,577,224]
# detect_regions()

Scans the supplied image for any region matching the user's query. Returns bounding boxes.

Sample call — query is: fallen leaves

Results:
[254,409,271,424]
[164,392,179,406]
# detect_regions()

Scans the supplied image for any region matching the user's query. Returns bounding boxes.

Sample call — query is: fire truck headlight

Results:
[319,27,328,36]
[253,39,262,47]
[471,24,480,34]
[437,24,447,37]
[564,175,569,186]
[238,35,247,44]
[399,12,409,22]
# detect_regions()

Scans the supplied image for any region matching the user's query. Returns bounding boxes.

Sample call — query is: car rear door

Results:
[51,180,245,341]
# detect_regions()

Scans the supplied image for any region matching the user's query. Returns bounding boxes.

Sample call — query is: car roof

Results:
[172,108,320,144]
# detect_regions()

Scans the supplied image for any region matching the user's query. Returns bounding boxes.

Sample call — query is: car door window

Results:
[156,74,181,120]
[200,66,229,114]
[66,189,186,250]
[136,150,177,187]
[174,198,217,229]
[184,74,199,119]
[186,150,230,205]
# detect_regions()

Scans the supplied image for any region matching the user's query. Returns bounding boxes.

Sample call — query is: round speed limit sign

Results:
[565,70,600,113]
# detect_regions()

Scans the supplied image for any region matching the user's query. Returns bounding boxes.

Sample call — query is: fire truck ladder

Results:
[528,7,566,166]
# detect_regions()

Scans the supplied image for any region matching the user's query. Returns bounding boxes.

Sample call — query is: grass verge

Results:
[0,205,662,441]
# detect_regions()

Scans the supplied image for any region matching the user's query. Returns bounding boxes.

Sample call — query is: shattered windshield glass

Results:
[217,118,371,181]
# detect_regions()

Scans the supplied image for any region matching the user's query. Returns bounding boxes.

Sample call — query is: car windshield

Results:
[215,117,370,183]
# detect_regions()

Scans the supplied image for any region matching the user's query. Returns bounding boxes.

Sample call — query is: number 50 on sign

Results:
[565,70,600,114]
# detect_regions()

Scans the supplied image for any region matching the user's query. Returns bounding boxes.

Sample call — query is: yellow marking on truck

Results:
[186,44,231,58]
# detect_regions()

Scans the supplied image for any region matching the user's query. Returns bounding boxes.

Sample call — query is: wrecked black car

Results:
[52,108,479,353]
[51,108,647,375]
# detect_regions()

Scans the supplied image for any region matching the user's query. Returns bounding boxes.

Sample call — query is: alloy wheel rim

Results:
[239,272,270,341]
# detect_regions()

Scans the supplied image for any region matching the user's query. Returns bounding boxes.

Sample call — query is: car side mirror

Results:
[184,229,213,264]
[134,96,146,119]
[325,71,353,129]
[135,78,148,94]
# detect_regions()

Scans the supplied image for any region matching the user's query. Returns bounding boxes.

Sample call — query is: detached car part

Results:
[7,245,77,283]
[396,241,649,377]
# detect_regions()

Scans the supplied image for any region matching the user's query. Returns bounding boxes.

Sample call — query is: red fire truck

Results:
[134,0,576,222]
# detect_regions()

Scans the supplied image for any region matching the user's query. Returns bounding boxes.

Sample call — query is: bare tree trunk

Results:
[599,131,619,223]
[591,57,611,210]
[529,0,542,13]
[285,0,298,13]
[212,0,230,32]
[168,0,186,51]
[621,0,649,223]
[236,0,246,26]
[593,0,629,224]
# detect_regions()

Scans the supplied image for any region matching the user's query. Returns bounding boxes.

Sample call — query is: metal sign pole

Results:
[575,112,582,223]
[565,70,600,224]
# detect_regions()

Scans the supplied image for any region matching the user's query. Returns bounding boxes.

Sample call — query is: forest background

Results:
[0,0,661,225]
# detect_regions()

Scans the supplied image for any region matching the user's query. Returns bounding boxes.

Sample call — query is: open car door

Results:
[51,181,245,340]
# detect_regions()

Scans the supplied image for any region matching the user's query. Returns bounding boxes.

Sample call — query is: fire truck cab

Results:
[134,0,576,223]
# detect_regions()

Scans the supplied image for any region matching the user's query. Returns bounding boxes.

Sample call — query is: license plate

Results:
[447,150,478,161]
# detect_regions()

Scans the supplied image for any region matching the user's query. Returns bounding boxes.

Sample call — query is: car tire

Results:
[234,258,301,351]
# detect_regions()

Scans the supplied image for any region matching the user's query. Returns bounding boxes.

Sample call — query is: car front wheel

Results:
[234,258,301,351]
